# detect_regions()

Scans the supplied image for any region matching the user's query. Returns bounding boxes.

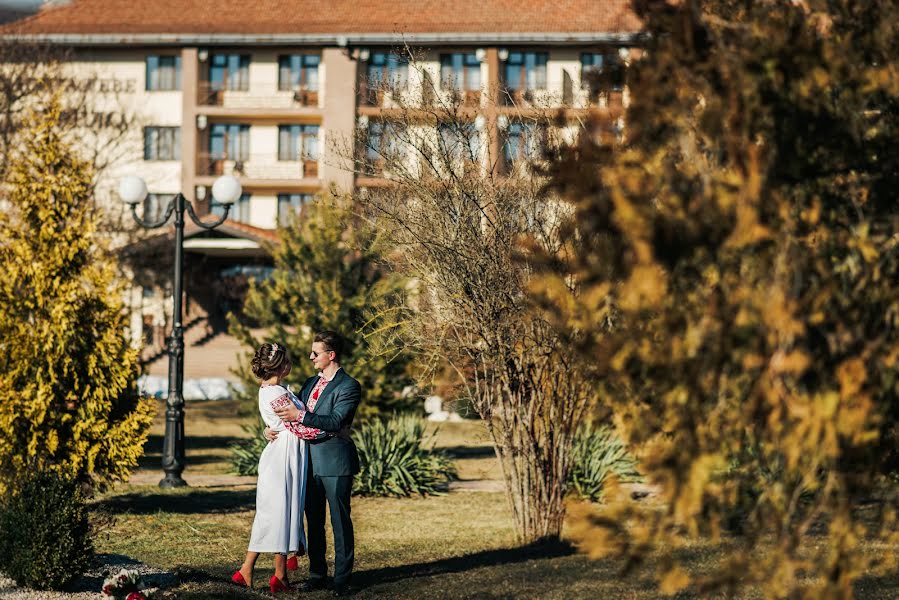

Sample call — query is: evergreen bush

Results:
[0,469,93,590]
[0,100,155,492]
[353,415,456,497]
[228,196,416,419]
[567,425,641,502]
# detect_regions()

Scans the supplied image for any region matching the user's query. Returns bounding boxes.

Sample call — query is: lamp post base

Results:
[158,473,188,488]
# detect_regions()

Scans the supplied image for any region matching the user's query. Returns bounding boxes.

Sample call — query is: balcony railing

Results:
[500,88,540,106]
[360,82,482,109]
[197,83,320,108]
[197,153,320,179]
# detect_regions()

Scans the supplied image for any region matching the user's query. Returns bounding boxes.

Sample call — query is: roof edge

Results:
[0,31,645,47]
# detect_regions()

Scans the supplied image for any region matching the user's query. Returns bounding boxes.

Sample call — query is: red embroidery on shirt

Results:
[281,378,330,440]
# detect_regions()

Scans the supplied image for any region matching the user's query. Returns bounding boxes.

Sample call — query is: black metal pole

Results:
[128,187,232,489]
[160,193,187,488]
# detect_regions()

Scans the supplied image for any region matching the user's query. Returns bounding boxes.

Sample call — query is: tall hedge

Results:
[0,100,154,491]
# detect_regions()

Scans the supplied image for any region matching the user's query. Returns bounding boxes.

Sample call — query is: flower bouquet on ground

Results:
[101,568,148,600]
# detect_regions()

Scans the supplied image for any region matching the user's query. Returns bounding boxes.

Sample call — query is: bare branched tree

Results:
[335,50,598,542]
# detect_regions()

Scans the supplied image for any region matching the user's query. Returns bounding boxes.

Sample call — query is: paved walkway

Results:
[128,470,257,487]
[128,469,506,492]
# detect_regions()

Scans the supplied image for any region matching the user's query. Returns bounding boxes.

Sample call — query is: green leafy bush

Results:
[567,425,641,502]
[228,421,267,476]
[0,470,93,590]
[353,415,457,497]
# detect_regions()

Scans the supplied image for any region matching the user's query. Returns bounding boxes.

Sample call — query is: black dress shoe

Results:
[332,584,353,597]
[298,579,328,592]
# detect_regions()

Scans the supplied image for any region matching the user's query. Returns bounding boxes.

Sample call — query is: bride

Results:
[231,342,311,593]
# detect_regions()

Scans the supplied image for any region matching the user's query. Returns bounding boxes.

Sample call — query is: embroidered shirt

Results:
[282,368,342,440]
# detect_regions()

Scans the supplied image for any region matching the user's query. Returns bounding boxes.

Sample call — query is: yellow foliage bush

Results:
[0,99,154,492]
[538,0,899,597]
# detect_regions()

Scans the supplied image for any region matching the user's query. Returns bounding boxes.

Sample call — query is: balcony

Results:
[500,88,541,107]
[197,83,320,109]
[197,153,320,180]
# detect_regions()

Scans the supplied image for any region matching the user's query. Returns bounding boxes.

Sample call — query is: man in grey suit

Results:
[272,330,361,597]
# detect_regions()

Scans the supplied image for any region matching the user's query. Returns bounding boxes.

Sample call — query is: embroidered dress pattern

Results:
[273,378,330,440]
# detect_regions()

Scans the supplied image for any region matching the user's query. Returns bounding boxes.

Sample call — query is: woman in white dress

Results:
[231,342,308,593]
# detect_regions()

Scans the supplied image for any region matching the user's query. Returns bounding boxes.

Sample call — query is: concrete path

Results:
[128,469,505,492]
[127,470,257,487]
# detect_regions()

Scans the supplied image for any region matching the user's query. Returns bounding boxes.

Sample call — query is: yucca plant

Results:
[567,425,641,502]
[353,414,457,497]
[228,421,268,476]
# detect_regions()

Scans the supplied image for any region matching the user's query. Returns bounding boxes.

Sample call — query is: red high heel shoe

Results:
[287,546,306,571]
[270,575,291,593]
[231,571,249,587]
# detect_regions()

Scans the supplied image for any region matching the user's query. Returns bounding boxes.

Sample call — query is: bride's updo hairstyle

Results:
[252,342,291,380]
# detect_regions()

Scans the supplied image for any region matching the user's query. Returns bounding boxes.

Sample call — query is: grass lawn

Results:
[92,400,898,599]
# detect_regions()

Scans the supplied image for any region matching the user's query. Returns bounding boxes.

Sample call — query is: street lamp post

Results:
[119,175,243,488]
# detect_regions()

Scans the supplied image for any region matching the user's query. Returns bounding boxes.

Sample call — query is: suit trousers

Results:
[305,458,354,586]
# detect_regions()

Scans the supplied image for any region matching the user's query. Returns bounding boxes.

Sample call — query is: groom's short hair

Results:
[314,330,344,361]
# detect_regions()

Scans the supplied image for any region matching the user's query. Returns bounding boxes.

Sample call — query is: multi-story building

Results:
[1,0,641,380]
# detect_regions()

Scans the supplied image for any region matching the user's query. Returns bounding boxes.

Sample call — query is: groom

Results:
[272,330,361,597]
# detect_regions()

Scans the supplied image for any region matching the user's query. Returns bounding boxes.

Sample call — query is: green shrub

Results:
[0,470,93,590]
[353,415,457,497]
[228,420,267,476]
[567,425,641,502]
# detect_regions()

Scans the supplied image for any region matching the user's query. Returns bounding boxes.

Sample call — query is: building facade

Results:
[2,0,641,373]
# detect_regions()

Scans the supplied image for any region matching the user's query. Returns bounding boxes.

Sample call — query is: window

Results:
[213,192,251,222]
[210,54,250,91]
[367,52,409,89]
[504,52,547,93]
[278,55,320,91]
[440,53,481,91]
[277,125,320,161]
[143,127,180,161]
[277,193,314,225]
[146,55,181,91]
[365,121,401,162]
[580,52,625,92]
[209,124,250,161]
[143,193,175,222]
[503,121,542,163]
[438,123,480,162]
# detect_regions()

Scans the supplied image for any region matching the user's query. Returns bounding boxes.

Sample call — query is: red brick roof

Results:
[2,0,641,36]
[217,219,279,244]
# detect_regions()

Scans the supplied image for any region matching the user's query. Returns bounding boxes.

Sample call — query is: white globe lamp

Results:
[118,175,148,206]
[211,175,242,205]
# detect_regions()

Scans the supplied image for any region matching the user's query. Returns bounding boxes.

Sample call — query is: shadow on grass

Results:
[141,543,577,599]
[137,453,230,470]
[144,434,246,453]
[438,445,496,459]
[354,539,576,587]
[94,488,256,515]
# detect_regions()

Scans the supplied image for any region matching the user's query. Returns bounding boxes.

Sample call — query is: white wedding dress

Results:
[247,384,307,554]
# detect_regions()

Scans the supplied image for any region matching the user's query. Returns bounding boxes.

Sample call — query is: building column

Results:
[320,47,357,194]
[486,47,501,176]
[180,47,198,204]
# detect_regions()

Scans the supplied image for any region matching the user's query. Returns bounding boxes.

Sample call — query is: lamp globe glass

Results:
[118,176,148,205]
[211,175,242,205]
